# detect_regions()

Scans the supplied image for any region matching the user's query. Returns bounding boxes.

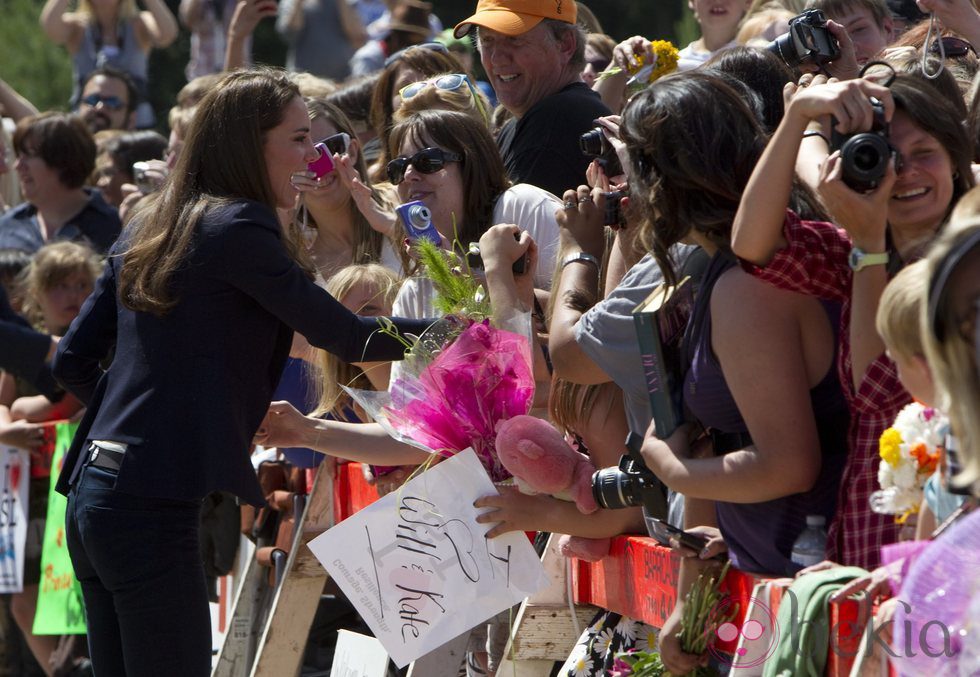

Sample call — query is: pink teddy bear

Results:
[495,415,611,561]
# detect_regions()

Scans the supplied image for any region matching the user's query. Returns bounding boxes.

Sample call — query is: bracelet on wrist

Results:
[802,130,830,145]
[560,252,600,272]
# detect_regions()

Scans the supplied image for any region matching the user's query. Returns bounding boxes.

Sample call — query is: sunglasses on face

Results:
[81,93,126,110]
[319,131,351,156]
[384,42,449,68]
[386,147,462,185]
[930,36,978,58]
[586,58,611,72]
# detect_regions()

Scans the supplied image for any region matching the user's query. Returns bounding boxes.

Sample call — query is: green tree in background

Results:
[1,0,698,131]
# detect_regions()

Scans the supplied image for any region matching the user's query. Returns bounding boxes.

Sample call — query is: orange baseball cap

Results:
[453,0,576,39]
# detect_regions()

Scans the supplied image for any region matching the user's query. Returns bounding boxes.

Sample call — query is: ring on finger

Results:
[563,199,577,210]
[578,195,593,204]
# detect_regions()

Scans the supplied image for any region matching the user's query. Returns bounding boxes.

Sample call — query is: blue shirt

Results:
[0,189,121,255]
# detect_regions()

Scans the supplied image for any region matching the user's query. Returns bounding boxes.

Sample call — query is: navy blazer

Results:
[53,199,431,506]
[0,286,63,400]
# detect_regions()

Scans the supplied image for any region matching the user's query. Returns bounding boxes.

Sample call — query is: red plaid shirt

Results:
[741,211,907,569]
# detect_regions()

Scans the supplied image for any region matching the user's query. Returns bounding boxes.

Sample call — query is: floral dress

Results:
[561,611,659,676]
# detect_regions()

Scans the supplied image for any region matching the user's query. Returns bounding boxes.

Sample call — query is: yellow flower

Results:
[879,428,903,467]
[629,41,680,84]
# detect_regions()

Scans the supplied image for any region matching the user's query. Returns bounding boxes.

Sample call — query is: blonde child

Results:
[0,241,99,674]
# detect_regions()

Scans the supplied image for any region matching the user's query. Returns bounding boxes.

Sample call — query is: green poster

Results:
[33,421,86,635]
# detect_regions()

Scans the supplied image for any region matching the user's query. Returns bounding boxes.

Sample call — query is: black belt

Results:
[87,444,124,472]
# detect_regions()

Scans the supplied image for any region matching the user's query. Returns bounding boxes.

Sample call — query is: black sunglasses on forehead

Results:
[386,147,463,185]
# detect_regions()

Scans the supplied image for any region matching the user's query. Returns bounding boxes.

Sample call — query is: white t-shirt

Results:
[677,40,739,71]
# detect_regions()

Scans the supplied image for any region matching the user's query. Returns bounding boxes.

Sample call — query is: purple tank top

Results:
[682,252,849,576]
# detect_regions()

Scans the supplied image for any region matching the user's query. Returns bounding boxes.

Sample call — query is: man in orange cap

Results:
[454,0,610,197]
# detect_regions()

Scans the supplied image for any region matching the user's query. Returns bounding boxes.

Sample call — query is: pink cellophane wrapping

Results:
[891,509,979,675]
[349,319,535,482]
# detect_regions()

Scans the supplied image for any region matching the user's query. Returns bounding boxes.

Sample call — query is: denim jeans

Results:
[66,463,211,677]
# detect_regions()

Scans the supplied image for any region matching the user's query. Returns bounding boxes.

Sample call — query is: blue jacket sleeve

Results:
[210,209,431,363]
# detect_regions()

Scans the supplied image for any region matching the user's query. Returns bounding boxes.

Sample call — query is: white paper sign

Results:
[330,630,390,677]
[309,449,548,668]
[0,446,30,594]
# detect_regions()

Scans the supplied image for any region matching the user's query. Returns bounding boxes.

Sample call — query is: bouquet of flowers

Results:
[611,562,735,676]
[598,40,679,91]
[347,240,535,481]
[871,402,946,519]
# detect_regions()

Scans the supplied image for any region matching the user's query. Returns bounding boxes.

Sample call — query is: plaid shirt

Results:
[741,210,907,569]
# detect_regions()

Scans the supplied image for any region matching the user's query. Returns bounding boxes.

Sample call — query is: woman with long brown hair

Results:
[51,68,431,677]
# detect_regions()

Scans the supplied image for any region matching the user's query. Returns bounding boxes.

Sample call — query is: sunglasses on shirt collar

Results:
[386,147,462,185]
[81,93,126,110]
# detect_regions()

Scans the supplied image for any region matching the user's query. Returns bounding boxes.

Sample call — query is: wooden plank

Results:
[508,603,600,660]
[212,552,273,677]
[248,460,337,677]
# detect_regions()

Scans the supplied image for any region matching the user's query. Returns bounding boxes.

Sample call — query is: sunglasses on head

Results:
[384,42,449,68]
[81,93,126,110]
[399,73,471,100]
[930,36,978,58]
[386,147,462,185]
[318,132,351,156]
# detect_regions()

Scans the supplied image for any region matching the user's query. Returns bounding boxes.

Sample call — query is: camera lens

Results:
[591,467,639,510]
[767,33,802,68]
[406,204,431,230]
[579,128,607,157]
[840,133,891,192]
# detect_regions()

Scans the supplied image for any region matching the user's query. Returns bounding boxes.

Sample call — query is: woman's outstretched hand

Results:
[254,400,314,449]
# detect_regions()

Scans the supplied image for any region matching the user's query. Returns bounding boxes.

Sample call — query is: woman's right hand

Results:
[290,170,322,193]
[668,525,728,561]
[557,185,606,257]
[0,420,45,451]
[658,604,709,675]
[334,154,397,236]
[254,400,315,449]
[785,77,894,134]
[612,35,653,73]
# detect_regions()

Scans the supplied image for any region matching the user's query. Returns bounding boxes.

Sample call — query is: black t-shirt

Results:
[496,82,611,197]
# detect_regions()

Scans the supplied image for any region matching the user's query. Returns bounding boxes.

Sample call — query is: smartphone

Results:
[307,142,335,179]
[396,200,441,245]
[648,517,710,553]
[321,132,351,156]
[132,161,155,193]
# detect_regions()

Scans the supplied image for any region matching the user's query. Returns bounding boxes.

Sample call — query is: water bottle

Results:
[791,515,827,568]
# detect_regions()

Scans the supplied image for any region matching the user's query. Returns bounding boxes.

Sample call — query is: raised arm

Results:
[0,78,39,122]
[224,0,278,71]
[731,77,893,266]
[137,0,179,48]
[40,0,80,47]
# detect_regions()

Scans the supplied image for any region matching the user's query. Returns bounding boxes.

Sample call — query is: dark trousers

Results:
[66,463,211,677]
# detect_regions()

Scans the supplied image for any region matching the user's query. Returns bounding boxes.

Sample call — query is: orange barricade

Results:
[333,462,868,675]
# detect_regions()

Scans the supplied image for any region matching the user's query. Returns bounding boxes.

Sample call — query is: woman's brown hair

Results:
[119,68,301,315]
[387,109,510,249]
[368,47,462,181]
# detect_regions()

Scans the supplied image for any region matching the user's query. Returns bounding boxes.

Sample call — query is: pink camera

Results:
[307,142,335,179]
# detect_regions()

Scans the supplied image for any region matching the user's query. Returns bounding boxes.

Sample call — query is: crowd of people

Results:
[0,0,978,675]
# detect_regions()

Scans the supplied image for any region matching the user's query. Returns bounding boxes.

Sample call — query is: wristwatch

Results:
[848,247,889,272]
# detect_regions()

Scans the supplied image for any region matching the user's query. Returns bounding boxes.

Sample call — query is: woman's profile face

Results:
[263,96,319,210]
[14,136,63,205]
[888,110,956,238]
[394,134,465,240]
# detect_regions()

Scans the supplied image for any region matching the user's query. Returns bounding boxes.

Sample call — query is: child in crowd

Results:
[0,240,97,675]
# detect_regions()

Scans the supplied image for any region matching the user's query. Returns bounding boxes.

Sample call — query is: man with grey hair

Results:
[454,0,610,197]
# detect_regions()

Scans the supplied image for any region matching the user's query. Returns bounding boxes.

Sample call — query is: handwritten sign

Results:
[33,421,86,634]
[0,445,30,593]
[330,630,390,677]
[309,449,548,668]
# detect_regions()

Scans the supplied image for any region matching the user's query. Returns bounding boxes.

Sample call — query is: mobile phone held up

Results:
[307,142,335,179]
[397,200,441,245]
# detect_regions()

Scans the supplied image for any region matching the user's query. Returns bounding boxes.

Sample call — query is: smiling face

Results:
[888,110,955,241]
[78,75,134,133]
[688,0,752,40]
[394,134,465,240]
[38,269,93,333]
[13,139,64,203]
[831,6,892,66]
[477,23,574,118]
[263,95,320,210]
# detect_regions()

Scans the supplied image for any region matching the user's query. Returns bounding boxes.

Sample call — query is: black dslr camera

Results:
[831,97,900,192]
[591,433,665,513]
[767,9,841,68]
[580,127,624,178]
